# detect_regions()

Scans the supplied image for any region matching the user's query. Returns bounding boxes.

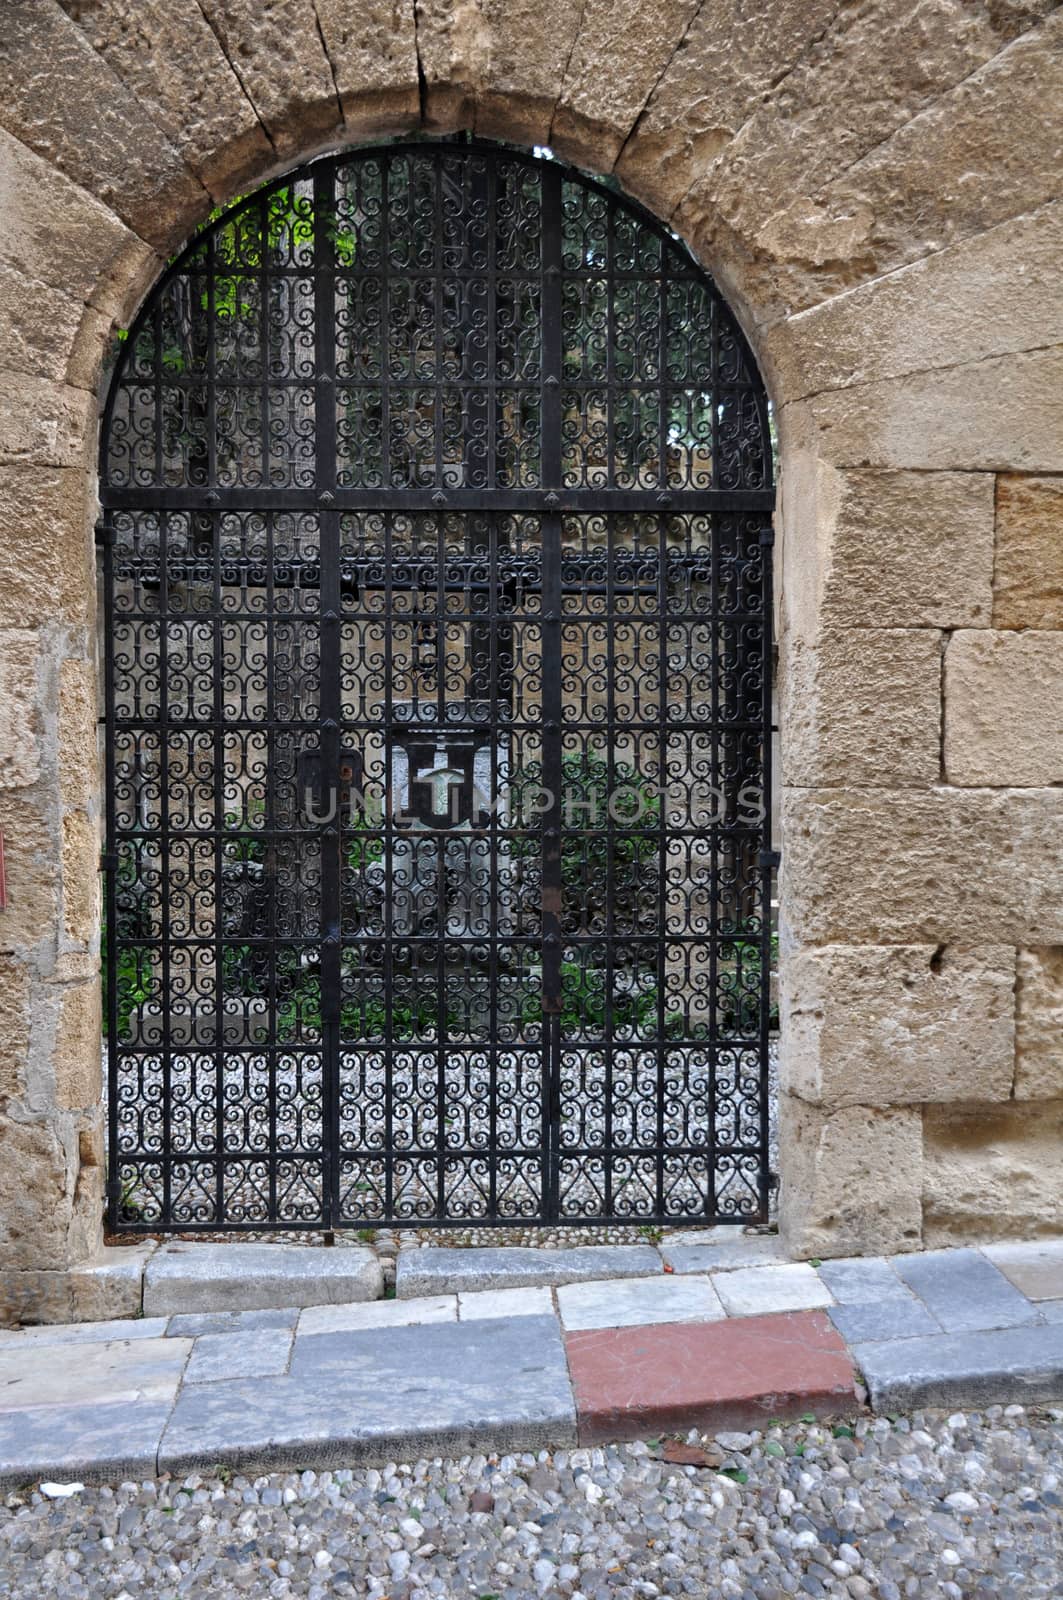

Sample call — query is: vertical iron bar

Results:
[314,165,341,1230]
[655,242,670,1220]
[758,517,775,1221]
[540,159,564,1220]
[100,515,120,1233]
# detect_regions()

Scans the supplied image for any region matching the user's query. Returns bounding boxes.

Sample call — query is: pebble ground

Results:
[1,1407,1059,1599]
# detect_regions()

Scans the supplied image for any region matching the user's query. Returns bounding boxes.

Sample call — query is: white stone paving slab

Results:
[982,1239,1063,1302]
[459,1287,554,1320]
[557,1273,726,1331]
[713,1263,835,1318]
[0,1316,170,1348]
[298,1296,456,1337]
[184,1327,294,1384]
[0,1337,191,1411]
[144,1242,383,1315]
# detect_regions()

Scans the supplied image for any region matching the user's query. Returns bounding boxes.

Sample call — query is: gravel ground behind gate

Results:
[1,1407,1060,1600]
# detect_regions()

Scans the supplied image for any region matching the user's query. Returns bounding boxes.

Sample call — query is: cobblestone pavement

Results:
[1,1407,1060,1599]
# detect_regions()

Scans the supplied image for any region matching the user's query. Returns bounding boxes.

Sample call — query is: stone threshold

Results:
[2,1230,790,1325]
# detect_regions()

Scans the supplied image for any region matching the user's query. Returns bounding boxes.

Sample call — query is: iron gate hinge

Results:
[759,526,775,547]
[759,848,781,871]
[99,851,119,872]
[104,1177,121,1200]
[94,519,114,549]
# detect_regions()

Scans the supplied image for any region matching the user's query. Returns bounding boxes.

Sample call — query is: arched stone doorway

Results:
[2,2,1059,1323]
[98,140,776,1233]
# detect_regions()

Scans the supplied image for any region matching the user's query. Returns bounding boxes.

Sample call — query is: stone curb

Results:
[0,1239,1061,1488]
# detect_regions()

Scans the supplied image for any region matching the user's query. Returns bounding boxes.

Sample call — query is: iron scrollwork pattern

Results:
[100,140,775,1231]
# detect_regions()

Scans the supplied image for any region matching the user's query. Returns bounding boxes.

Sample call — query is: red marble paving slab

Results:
[565,1310,859,1445]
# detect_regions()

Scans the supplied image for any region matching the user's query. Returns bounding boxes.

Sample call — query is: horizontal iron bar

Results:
[101,488,775,514]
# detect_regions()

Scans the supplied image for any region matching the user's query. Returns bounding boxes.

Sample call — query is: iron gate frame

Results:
[99,137,776,1233]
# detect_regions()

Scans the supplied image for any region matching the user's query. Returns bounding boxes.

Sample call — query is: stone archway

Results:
[1,0,1061,1321]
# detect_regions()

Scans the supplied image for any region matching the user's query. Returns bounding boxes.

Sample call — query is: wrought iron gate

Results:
[100,140,775,1232]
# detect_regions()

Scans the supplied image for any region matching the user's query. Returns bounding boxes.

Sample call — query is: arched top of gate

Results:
[99,139,773,508]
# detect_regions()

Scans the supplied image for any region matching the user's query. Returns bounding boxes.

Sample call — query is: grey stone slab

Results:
[0,1337,191,1411]
[659,1236,789,1275]
[160,1315,576,1476]
[395,1245,661,1298]
[557,1273,725,1332]
[143,1243,383,1315]
[892,1248,1040,1333]
[184,1327,293,1385]
[828,1298,941,1345]
[167,1307,299,1337]
[982,1240,1063,1302]
[1039,1299,1063,1324]
[0,1398,174,1491]
[854,1323,1063,1410]
[817,1257,913,1305]
[0,1316,170,1348]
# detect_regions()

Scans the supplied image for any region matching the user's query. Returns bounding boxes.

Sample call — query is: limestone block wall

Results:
[0,0,1059,1298]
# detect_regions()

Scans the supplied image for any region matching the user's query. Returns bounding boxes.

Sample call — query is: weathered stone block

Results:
[58,659,100,813]
[993,475,1063,630]
[0,631,40,790]
[54,980,101,1111]
[61,810,100,946]
[782,944,1015,1107]
[782,787,1063,946]
[779,1096,923,1259]
[813,467,994,631]
[314,0,420,133]
[1015,948,1063,1100]
[0,957,30,1105]
[0,1115,72,1272]
[396,1244,663,1298]
[795,347,1063,473]
[195,0,345,155]
[677,1,1055,319]
[0,0,209,251]
[767,202,1063,404]
[549,0,699,170]
[615,0,839,222]
[0,260,88,385]
[0,794,60,958]
[0,126,149,310]
[689,9,1063,319]
[782,628,941,788]
[143,1242,384,1315]
[922,1100,1063,1244]
[946,630,1063,786]
[0,372,94,471]
[0,467,93,628]
[56,0,273,195]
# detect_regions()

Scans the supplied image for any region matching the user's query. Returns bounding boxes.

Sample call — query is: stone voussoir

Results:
[395,1244,663,1298]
